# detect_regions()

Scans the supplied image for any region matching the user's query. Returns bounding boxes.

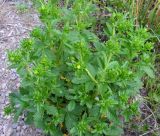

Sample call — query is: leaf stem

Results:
[85,68,98,84]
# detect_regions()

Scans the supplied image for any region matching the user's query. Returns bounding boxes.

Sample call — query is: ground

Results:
[0,0,44,135]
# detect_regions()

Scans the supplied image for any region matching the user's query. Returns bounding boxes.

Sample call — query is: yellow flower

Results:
[76,64,81,69]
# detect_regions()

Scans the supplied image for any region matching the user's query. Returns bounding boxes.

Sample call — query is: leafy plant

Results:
[6,0,155,135]
[107,0,160,38]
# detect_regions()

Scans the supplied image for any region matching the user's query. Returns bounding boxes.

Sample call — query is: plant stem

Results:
[85,68,98,84]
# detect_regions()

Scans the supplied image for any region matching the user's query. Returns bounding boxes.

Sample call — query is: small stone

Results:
[22,125,27,129]
[3,124,13,136]
[37,129,42,133]
[0,126,2,132]
[140,104,144,109]
[16,134,20,136]
[20,130,25,136]
[0,98,5,104]
[2,56,6,60]
[2,83,7,89]
[11,76,16,80]
[12,124,18,129]
[11,132,18,136]
[5,101,9,105]
[6,127,13,136]
[5,93,9,97]
[18,120,24,125]
[4,115,11,120]
[16,126,21,132]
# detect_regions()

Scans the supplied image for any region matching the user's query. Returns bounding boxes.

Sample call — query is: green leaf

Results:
[25,112,34,125]
[65,113,78,132]
[14,107,23,122]
[70,127,77,135]
[107,108,119,123]
[67,31,80,44]
[108,61,119,69]
[33,111,44,129]
[142,66,155,78]
[87,63,96,77]
[107,126,124,136]
[49,127,62,136]
[149,92,160,103]
[45,105,58,115]
[72,75,90,84]
[67,101,76,111]
[89,105,100,117]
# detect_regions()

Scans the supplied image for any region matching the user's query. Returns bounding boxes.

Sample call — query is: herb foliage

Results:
[6,0,154,135]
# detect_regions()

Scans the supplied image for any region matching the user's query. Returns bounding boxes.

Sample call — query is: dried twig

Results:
[143,102,158,128]
[141,114,153,124]
[140,127,160,136]
[0,32,28,40]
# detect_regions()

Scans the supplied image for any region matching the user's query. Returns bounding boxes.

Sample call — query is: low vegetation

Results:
[5,0,159,135]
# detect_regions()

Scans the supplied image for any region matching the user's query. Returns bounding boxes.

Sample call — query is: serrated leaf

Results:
[108,61,119,68]
[142,66,155,78]
[65,113,78,133]
[70,127,77,134]
[33,104,45,129]
[50,128,62,136]
[107,126,124,136]
[87,63,96,77]
[89,105,100,117]
[45,105,58,115]
[150,93,160,103]
[104,22,113,36]
[25,112,34,125]
[72,75,89,84]
[67,101,76,111]
[14,107,23,122]
[33,111,44,129]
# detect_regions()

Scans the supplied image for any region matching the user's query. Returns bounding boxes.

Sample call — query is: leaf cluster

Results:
[6,0,154,135]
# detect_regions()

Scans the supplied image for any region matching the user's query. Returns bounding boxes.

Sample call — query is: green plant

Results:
[107,0,160,37]
[6,0,155,135]
[16,3,28,13]
[106,0,132,12]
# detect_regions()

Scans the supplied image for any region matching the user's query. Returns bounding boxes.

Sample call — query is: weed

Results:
[5,0,155,135]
